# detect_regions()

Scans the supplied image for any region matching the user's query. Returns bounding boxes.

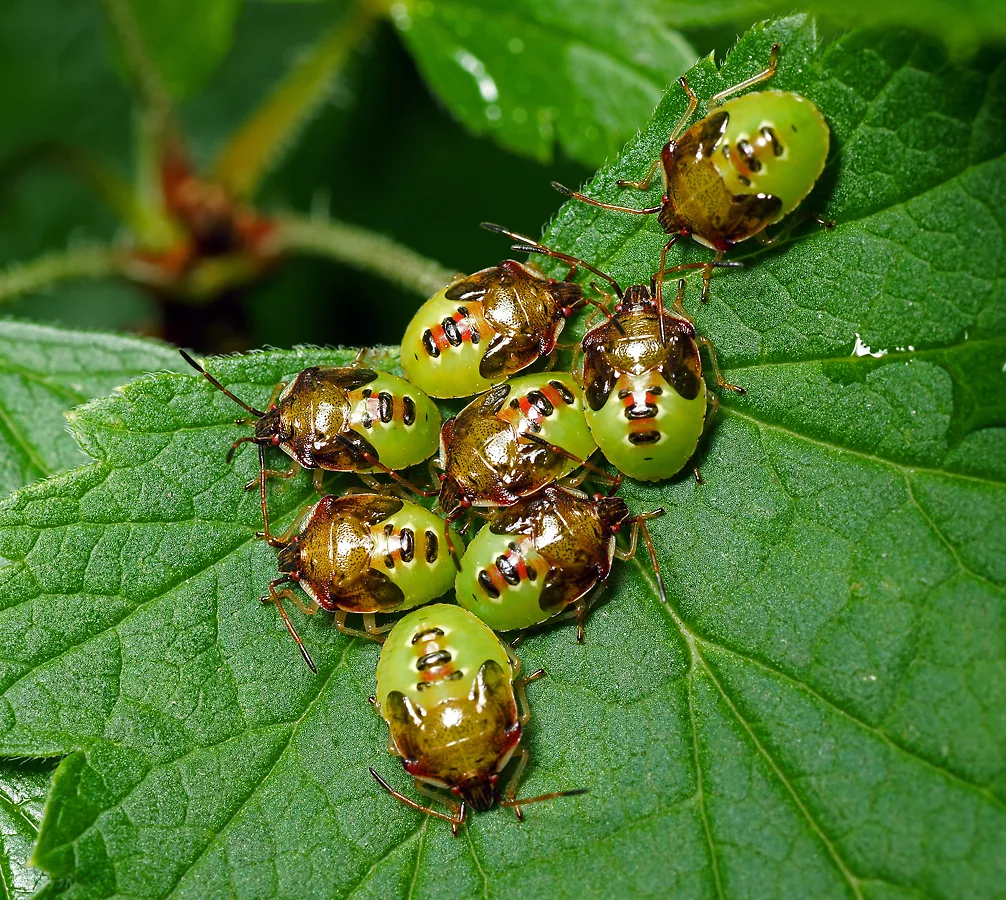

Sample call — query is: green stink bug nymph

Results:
[455,485,666,639]
[370,604,585,831]
[261,494,463,671]
[555,44,831,304]
[401,224,597,399]
[180,350,442,534]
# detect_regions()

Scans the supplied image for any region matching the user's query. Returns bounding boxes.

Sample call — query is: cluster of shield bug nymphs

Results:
[181,44,829,832]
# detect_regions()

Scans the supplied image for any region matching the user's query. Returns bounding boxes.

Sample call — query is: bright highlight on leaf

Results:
[0,15,1003,900]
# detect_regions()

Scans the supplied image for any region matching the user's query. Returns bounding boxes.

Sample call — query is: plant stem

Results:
[100,0,172,125]
[212,1,380,199]
[275,214,455,297]
[0,246,120,307]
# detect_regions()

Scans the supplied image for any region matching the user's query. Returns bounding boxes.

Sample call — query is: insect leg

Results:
[708,43,780,110]
[615,512,668,604]
[514,668,545,727]
[615,157,661,191]
[670,75,700,141]
[333,610,384,642]
[243,464,298,492]
[501,745,531,820]
[369,768,464,833]
[363,613,395,640]
[694,336,745,394]
[261,578,317,672]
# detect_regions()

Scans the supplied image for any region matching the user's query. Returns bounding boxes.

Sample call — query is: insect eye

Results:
[451,786,462,795]
[271,434,281,445]
[490,774,499,785]
[461,497,472,508]
[561,306,574,318]
[269,404,278,411]
[592,493,604,502]
[439,473,447,482]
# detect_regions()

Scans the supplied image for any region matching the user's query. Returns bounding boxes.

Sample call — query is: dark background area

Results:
[0,0,737,353]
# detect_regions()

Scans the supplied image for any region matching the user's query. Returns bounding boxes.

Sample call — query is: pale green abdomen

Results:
[711,90,829,221]
[503,372,597,477]
[455,528,551,631]
[368,503,463,611]
[352,372,441,470]
[401,287,497,398]
[585,373,706,482]
[376,604,511,708]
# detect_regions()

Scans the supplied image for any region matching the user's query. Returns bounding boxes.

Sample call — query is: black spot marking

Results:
[629,430,661,445]
[417,671,462,689]
[378,391,393,424]
[400,528,415,562]
[425,530,439,563]
[442,317,462,347]
[737,138,761,172]
[403,396,416,425]
[422,329,440,358]
[412,627,444,644]
[617,389,632,400]
[496,554,521,585]
[528,390,554,417]
[362,389,373,399]
[625,403,658,420]
[549,380,575,404]
[458,307,480,344]
[417,649,451,669]
[478,570,501,598]
[761,126,783,156]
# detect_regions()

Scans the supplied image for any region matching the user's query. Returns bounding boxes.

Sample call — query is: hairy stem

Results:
[100,0,172,125]
[0,247,120,307]
[275,214,455,297]
[212,1,380,199]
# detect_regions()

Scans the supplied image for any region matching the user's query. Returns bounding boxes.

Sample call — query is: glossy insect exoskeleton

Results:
[180,350,442,514]
[435,372,605,548]
[456,485,666,640]
[262,495,463,671]
[370,604,585,831]
[555,45,830,302]
[401,224,594,399]
[505,235,743,482]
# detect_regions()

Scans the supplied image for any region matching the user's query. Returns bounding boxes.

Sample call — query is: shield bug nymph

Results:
[401,224,600,399]
[433,371,615,563]
[370,604,585,832]
[508,236,743,482]
[262,494,463,672]
[455,485,666,641]
[180,350,441,538]
[554,44,831,303]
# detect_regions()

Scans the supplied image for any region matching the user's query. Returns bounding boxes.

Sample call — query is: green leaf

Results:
[0,321,180,498]
[2,15,1006,899]
[0,321,178,899]
[0,759,53,900]
[650,0,1006,54]
[393,0,697,166]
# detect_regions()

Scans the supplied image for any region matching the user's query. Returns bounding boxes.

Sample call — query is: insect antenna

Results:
[369,768,465,829]
[521,432,622,495]
[179,349,266,417]
[499,788,588,809]
[480,222,624,299]
[333,433,438,498]
[551,182,663,217]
